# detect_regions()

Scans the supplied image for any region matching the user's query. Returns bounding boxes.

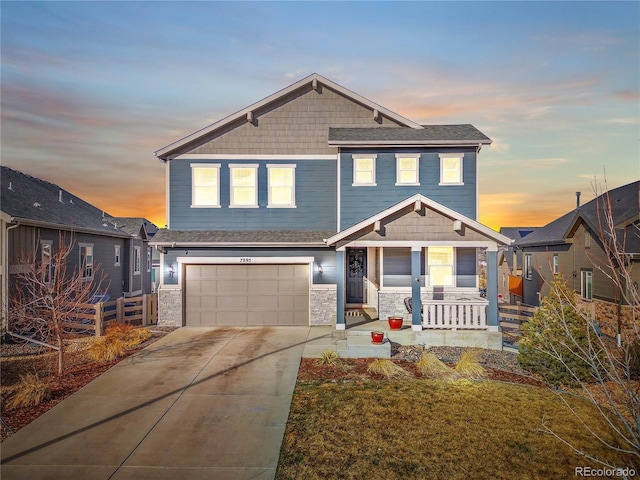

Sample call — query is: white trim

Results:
[267,164,296,208]
[155,73,423,159]
[475,146,480,220]
[352,154,377,186]
[335,323,346,331]
[326,194,512,246]
[395,153,420,186]
[343,240,499,248]
[229,164,259,208]
[165,162,171,228]
[337,152,341,231]
[172,154,337,160]
[177,256,315,265]
[439,154,464,185]
[191,163,221,208]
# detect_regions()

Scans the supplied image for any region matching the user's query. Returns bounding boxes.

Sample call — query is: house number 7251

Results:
[240,258,252,263]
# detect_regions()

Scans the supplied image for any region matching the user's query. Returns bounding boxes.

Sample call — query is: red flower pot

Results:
[388,316,403,330]
[371,331,384,344]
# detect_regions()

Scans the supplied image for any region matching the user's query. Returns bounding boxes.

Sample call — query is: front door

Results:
[346,248,367,304]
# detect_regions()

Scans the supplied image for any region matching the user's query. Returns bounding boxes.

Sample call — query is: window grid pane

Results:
[231,167,257,206]
[354,157,375,185]
[193,167,219,206]
[442,157,462,183]
[269,167,295,206]
[397,157,418,184]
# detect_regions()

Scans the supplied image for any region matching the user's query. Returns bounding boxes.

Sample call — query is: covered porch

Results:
[326,194,512,349]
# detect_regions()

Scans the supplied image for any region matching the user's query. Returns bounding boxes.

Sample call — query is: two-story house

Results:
[514,181,639,339]
[151,73,511,348]
[0,166,157,330]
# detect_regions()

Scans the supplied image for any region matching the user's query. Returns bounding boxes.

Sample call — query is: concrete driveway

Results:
[1,326,322,480]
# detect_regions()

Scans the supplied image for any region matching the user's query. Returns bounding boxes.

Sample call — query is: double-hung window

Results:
[191,164,220,207]
[352,155,376,186]
[230,165,258,207]
[395,154,420,185]
[147,248,152,272]
[114,245,121,266]
[267,165,296,208]
[581,270,593,300]
[428,246,454,287]
[439,154,464,185]
[524,254,532,280]
[79,244,94,280]
[134,246,141,275]
[42,242,52,284]
[552,254,559,275]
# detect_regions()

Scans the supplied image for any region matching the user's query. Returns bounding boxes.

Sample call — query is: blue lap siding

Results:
[339,148,478,230]
[169,158,337,231]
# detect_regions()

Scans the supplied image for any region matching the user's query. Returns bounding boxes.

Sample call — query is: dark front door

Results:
[346,248,366,303]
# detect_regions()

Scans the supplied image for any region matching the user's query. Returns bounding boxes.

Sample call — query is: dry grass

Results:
[277,380,635,479]
[366,359,411,379]
[8,373,51,410]
[317,350,340,365]
[416,352,455,379]
[455,349,486,379]
[88,325,152,362]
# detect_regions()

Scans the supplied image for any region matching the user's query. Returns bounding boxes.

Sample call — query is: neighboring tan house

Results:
[497,227,539,304]
[150,73,511,348]
[514,181,640,338]
[0,166,157,330]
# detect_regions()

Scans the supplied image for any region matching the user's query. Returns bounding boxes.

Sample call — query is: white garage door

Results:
[185,264,310,326]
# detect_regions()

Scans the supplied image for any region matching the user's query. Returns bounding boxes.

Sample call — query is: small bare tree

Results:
[8,236,105,375]
[519,180,640,470]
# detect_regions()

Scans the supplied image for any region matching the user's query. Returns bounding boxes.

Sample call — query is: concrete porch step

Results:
[341,334,391,358]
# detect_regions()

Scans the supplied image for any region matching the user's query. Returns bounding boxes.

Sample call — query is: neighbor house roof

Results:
[108,217,158,239]
[1,166,129,238]
[515,181,640,250]
[328,125,492,147]
[154,73,425,160]
[149,229,335,247]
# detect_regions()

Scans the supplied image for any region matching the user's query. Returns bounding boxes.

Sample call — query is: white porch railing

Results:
[422,300,488,330]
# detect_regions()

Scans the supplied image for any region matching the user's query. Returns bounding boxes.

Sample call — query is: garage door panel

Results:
[185,264,309,326]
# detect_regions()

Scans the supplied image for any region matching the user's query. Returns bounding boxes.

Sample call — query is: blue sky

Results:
[2,1,638,229]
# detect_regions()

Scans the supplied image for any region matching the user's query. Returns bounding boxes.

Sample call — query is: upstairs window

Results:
[147,248,152,272]
[230,165,258,207]
[42,242,52,284]
[191,164,220,207]
[428,246,454,286]
[552,254,559,275]
[439,154,464,185]
[395,154,420,185]
[267,165,296,208]
[79,244,94,280]
[353,155,376,186]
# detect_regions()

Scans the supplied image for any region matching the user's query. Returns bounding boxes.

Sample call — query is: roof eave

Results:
[149,241,329,248]
[7,217,130,239]
[154,73,424,160]
[328,140,492,147]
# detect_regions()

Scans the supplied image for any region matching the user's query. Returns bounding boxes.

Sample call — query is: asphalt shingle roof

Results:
[1,166,128,236]
[150,229,336,245]
[328,125,491,145]
[515,181,639,251]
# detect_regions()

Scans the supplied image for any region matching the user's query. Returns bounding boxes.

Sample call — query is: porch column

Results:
[487,247,499,331]
[336,249,346,330]
[411,247,422,331]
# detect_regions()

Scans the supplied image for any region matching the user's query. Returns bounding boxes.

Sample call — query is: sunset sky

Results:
[2,1,638,231]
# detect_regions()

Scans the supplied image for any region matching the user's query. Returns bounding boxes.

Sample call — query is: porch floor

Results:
[302,319,504,358]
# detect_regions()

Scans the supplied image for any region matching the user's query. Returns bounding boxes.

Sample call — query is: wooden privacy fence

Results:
[498,303,537,326]
[63,293,158,336]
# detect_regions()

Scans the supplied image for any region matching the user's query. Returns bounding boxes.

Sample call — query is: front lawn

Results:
[277,378,634,479]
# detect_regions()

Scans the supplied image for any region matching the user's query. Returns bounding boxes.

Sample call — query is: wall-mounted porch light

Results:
[317,265,324,275]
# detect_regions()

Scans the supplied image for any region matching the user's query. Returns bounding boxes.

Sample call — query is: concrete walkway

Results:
[1,326,326,480]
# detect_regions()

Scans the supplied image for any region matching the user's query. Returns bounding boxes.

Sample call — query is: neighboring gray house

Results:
[513,181,640,337]
[497,227,538,304]
[151,73,512,348]
[0,166,157,330]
